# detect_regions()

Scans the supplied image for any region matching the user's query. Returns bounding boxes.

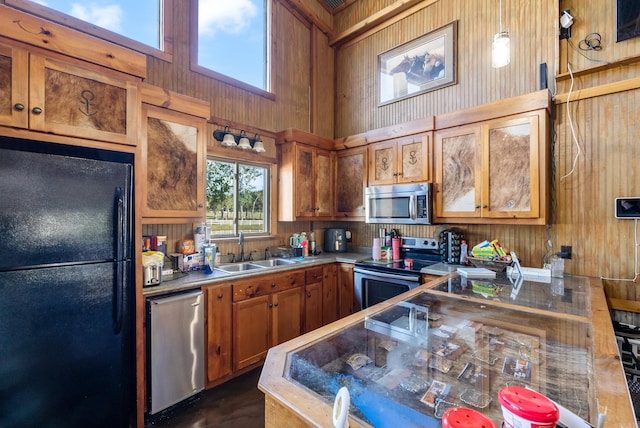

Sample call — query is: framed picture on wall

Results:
[617,0,640,42]
[378,21,457,106]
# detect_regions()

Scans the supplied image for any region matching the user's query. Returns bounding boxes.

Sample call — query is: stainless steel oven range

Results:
[354,236,441,310]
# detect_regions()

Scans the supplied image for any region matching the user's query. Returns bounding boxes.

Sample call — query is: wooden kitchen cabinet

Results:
[322,263,339,325]
[204,284,232,386]
[368,133,431,185]
[277,129,335,221]
[0,42,138,145]
[434,110,547,225]
[231,270,305,371]
[233,287,304,371]
[304,267,324,333]
[278,142,332,220]
[334,147,367,220]
[140,104,207,220]
[337,263,356,318]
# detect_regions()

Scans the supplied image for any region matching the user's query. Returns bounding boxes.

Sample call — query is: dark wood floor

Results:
[145,367,265,428]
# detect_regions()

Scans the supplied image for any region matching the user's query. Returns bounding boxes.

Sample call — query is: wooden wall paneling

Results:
[334,0,556,138]
[273,0,313,132]
[311,26,335,139]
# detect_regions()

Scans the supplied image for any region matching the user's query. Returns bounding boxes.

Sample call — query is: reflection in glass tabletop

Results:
[285,290,593,427]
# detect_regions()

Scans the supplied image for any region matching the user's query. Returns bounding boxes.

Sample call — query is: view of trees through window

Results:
[206,159,269,236]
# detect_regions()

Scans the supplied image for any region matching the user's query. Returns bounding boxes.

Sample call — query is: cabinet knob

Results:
[475,205,481,209]
[307,292,312,298]
[269,303,273,308]
[31,107,43,115]
[482,204,488,208]
[199,203,204,208]
[217,293,223,299]
[217,345,221,355]
[274,303,279,307]
[14,103,25,111]
[271,283,276,288]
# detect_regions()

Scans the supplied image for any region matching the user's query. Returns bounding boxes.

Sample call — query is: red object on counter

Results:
[498,386,559,428]
[441,407,497,428]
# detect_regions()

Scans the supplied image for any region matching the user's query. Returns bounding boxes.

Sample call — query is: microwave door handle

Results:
[409,194,417,220]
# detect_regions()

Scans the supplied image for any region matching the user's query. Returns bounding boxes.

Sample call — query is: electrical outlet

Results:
[559,9,573,40]
[560,245,572,259]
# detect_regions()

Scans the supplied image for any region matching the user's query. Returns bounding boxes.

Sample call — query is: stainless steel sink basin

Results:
[216,263,266,272]
[250,258,298,267]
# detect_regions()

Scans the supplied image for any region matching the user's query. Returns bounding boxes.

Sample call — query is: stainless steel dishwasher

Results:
[147,290,204,415]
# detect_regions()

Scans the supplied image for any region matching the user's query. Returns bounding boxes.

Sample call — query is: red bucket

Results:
[498,386,559,428]
[441,407,497,428]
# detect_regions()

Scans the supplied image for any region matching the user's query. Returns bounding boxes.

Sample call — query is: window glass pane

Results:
[206,159,236,236]
[23,0,161,49]
[239,165,267,233]
[197,0,267,90]
[206,159,269,237]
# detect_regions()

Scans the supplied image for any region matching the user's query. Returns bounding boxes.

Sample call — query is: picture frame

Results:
[616,0,640,42]
[378,21,457,106]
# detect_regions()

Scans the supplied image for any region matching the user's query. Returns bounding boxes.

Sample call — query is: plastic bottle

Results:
[372,238,381,261]
[460,240,468,265]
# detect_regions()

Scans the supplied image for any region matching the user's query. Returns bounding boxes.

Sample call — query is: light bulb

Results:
[492,31,510,68]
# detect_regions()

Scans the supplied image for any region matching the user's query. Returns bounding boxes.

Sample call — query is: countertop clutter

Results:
[143,252,369,297]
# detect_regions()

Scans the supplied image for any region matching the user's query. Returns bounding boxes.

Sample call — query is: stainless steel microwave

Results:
[365,182,432,224]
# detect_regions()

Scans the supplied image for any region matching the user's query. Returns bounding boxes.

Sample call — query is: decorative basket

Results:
[468,256,512,272]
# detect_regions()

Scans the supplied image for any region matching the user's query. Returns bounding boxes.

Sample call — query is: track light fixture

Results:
[213,126,266,153]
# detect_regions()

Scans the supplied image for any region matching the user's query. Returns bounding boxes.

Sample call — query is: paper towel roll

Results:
[333,386,350,428]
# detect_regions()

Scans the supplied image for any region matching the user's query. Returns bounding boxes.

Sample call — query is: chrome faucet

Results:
[238,232,245,262]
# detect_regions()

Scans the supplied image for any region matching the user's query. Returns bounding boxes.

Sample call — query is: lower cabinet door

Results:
[304,283,323,333]
[232,295,270,371]
[273,287,304,345]
[206,284,232,385]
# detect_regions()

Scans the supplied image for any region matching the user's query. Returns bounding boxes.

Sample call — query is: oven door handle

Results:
[354,268,421,282]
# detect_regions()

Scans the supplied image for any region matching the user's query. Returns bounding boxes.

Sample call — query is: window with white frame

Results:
[206,158,270,237]
[196,0,268,91]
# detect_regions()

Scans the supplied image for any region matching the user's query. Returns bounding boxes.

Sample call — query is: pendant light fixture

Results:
[492,0,510,68]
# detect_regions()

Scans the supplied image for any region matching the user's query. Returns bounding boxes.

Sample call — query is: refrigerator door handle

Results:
[115,187,125,261]
[114,187,125,334]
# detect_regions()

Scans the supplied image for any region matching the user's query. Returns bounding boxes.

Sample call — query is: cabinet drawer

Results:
[305,267,323,284]
[232,270,305,301]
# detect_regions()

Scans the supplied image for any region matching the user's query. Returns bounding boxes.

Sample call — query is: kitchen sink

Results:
[216,262,266,273]
[250,258,298,267]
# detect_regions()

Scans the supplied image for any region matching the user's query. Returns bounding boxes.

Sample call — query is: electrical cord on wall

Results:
[560,63,583,181]
[568,33,609,65]
[600,219,640,283]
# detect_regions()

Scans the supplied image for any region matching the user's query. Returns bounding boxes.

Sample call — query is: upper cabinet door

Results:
[141,104,206,219]
[0,43,29,128]
[368,140,397,185]
[29,55,138,145]
[314,148,333,218]
[368,134,430,185]
[397,133,430,183]
[483,114,540,219]
[435,125,482,218]
[334,146,367,219]
[294,144,316,217]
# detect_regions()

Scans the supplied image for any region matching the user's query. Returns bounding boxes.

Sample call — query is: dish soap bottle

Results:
[460,240,468,265]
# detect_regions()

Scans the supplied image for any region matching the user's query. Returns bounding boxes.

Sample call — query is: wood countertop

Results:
[258,274,635,427]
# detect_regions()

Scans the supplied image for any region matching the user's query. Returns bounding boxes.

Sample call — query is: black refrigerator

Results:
[0,136,135,427]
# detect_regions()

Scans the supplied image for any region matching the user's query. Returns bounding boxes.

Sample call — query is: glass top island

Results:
[258,273,634,427]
